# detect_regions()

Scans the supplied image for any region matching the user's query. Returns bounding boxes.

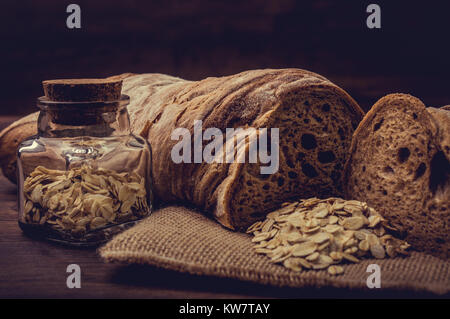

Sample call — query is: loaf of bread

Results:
[0,113,38,182]
[344,94,449,258]
[0,69,363,229]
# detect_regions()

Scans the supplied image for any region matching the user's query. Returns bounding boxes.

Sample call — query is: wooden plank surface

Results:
[0,116,442,298]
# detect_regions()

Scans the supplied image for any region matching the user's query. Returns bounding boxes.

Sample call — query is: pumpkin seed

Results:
[21,165,150,236]
[247,197,410,276]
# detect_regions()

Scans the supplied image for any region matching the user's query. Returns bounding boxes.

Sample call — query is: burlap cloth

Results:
[99,206,450,295]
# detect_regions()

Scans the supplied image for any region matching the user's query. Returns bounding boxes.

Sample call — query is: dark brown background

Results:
[1,0,450,116]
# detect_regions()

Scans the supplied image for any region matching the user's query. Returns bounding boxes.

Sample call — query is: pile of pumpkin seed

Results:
[21,165,150,237]
[247,198,410,275]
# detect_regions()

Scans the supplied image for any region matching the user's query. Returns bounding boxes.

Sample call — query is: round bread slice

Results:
[344,94,449,259]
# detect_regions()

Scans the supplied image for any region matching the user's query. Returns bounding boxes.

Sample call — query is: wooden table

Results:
[0,117,442,299]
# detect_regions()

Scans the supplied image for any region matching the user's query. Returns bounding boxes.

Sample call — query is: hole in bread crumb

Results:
[331,170,340,181]
[277,177,285,186]
[374,118,384,132]
[322,103,330,112]
[398,147,410,163]
[297,152,305,161]
[304,100,310,106]
[382,189,388,195]
[318,151,336,163]
[246,181,252,186]
[338,128,345,141]
[286,159,295,168]
[383,166,394,174]
[414,162,427,180]
[302,163,318,178]
[362,166,366,172]
[367,184,371,191]
[313,115,323,123]
[429,151,450,193]
[413,113,418,119]
[263,184,270,190]
[303,118,310,124]
[301,134,317,150]
[435,237,444,244]
[288,171,298,179]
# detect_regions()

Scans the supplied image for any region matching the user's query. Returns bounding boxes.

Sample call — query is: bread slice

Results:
[344,94,449,259]
[0,69,364,230]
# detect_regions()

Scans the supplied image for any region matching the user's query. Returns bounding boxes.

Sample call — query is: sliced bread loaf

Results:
[123,69,364,229]
[344,94,449,258]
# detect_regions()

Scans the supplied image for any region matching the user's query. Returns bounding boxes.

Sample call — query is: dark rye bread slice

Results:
[344,94,449,259]
[42,78,122,102]
[0,69,363,230]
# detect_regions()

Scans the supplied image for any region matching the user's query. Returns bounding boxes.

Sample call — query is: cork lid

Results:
[42,78,123,102]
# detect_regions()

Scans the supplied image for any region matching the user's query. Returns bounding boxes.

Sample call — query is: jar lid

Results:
[36,95,130,126]
[42,78,122,102]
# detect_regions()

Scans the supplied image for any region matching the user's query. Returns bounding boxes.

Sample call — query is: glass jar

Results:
[17,94,152,246]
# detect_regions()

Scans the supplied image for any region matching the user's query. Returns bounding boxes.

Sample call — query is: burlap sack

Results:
[99,206,450,295]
